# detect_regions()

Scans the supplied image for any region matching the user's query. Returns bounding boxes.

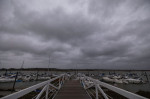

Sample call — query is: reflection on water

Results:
[0,81,43,96]
[116,83,150,93]
[0,81,43,90]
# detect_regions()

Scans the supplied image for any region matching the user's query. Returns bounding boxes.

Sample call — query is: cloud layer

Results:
[0,0,150,69]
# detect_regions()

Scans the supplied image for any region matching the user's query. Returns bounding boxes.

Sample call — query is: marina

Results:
[0,70,150,99]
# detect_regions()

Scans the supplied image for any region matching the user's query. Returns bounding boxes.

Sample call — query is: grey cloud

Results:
[0,0,150,69]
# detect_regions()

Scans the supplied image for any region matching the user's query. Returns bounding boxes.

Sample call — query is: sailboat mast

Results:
[48,56,50,75]
[12,61,24,92]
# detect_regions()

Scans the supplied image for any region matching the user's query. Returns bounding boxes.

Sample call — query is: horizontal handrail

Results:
[80,74,148,99]
[1,74,65,99]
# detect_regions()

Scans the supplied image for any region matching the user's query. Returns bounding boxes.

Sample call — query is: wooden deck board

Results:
[54,80,91,99]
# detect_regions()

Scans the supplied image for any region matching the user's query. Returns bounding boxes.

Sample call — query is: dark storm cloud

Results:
[0,0,150,69]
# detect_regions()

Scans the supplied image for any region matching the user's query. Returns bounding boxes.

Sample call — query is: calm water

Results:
[0,81,43,96]
[0,70,150,97]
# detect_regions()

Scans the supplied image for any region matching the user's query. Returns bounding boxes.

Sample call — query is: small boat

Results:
[22,75,35,81]
[113,79,123,84]
[102,76,114,83]
[0,77,15,82]
[125,78,142,84]
[38,76,51,81]
[102,76,126,84]
[112,75,121,79]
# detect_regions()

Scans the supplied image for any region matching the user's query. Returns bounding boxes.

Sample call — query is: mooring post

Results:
[36,70,39,81]
[5,69,7,76]
[12,72,18,92]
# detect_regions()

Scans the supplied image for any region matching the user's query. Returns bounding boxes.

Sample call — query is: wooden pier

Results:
[54,79,91,99]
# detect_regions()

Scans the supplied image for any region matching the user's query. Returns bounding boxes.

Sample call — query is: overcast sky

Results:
[0,0,150,69]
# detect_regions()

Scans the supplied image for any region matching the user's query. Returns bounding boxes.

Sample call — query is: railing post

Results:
[36,85,47,99]
[45,83,49,99]
[59,78,61,89]
[62,76,64,84]
[95,83,98,99]
[96,84,109,99]
[82,78,85,89]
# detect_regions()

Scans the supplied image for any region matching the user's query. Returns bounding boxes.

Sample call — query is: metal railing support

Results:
[96,84,108,99]
[1,74,66,99]
[85,83,94,90]
[58,78,61,89]
[49,83,59,90]
[36,85,47,99]
[95,84,98,99]
[45,84,49,99]
[78,74,148,99]
[62,76,64,84]
[81,78,86,89]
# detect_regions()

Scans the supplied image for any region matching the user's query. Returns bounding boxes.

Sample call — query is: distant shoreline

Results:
[0,68,149,71]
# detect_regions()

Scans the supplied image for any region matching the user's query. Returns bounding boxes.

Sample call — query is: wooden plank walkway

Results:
[54,80,91,99]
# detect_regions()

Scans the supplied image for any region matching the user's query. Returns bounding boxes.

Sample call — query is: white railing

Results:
[79,74,148,99]
[1,74,68,99]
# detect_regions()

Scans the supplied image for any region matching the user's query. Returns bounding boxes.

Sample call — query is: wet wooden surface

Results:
[54,80,91,99]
